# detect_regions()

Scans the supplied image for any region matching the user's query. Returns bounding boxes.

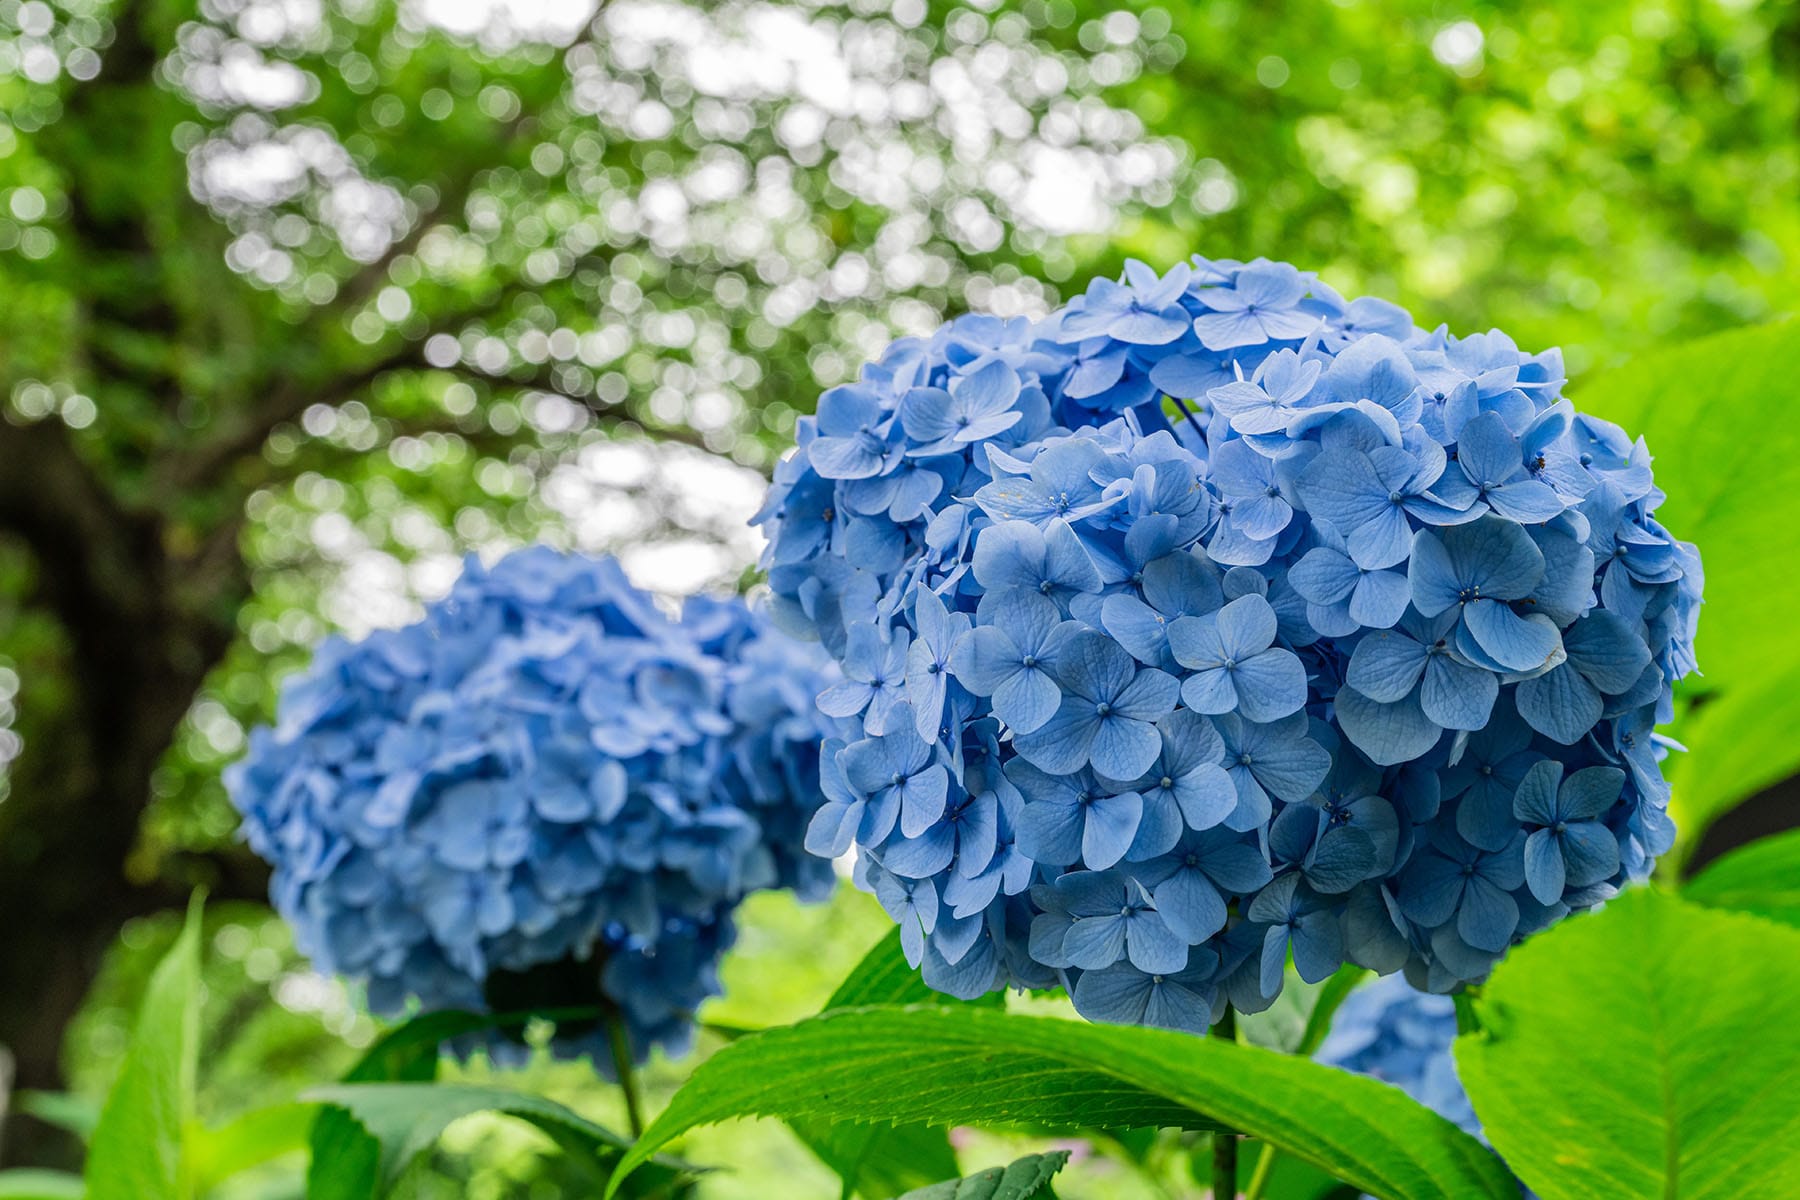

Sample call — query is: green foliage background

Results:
[1,0,1796,1195]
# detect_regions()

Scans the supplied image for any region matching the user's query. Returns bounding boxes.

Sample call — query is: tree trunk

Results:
[0,430,258,1163]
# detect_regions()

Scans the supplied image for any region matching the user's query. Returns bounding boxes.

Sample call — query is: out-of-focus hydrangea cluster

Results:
[228,547,839,1068]
[758,256,1701,1031]
[1316,974,1476,1136]
[1317,975,1531,1196]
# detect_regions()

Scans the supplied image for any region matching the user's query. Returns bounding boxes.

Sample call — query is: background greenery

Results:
[2,0,1797,1194]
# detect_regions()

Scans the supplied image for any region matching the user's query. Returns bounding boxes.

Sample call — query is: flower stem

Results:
[1453,987,1481,1036]
[1212,1005,1238,1199]
[607,1015,645,1138]
[1242,1141,1277,1200]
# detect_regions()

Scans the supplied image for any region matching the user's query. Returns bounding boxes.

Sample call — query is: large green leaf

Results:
[893,1151,1069,1200]
[305,1009,494,1200]
[791,927,980,1199]
[305,1082,691,1194]
[1664,666,1800,873]
[1683,829,1800,928]
[1456,889,1800,1199]
[84,896,203,1200]
[603,1005,1514,1200]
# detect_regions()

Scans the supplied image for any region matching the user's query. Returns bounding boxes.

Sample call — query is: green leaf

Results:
[1456,889,1800,1200]
[893,1150,1070,1200]
[603,1005,1514,1200]
[14,1093,99,1143]
[1292,965,1370,1058]
[823,927,948,1010]
[789,928,974,1198]
[186,1103,314,1194]
[0,1169,85,1199]
[1664,666,1800,872]
[798,1122,963,1200]
[305,1009,493,1200]
[84,895,204,1200]
[1684,829,1800,926]
[305,1082,692,1193]
[1576,318,1800,695]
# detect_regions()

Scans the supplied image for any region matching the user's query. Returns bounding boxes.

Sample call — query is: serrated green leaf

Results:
[1684,828,1800,926]
[1457,889,1800,1200]
[788,927,978,1198]
[894,1150,1069,1200]
[305,1009,494,1200]
[0,1169,85,1199]
[84,895,203,1200]
[304,1082,693,1193]
[604,1005,1514,1200]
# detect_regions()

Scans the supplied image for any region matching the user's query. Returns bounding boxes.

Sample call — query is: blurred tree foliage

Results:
[0,0,1792,1141]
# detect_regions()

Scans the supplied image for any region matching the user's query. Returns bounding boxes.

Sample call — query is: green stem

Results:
[1453,987,1481,1036]
[608,1016,645,1139]
[1212,1006,1238,1199]
[1242,1141,1277,1200]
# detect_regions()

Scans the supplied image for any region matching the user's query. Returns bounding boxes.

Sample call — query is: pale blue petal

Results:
[1335,685,1441,766]
[1347,630,1430,702]
[1419,655,1498,731]
[1463,601,1563,673]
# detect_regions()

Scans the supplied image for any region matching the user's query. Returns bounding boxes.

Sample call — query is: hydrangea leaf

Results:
[1682,829,1800,928]
[307,1009,495,1200]
[893,1150,1070,1200]
[84,895,203,1200]
[603,1006,1515,1200]
[1664,662,1800,874]
[1576,318,1800,693]
[304,1083,695,1195]
[1456,889,1800,1200]
[187,1103,316,1197]
[786,927,1002,1200]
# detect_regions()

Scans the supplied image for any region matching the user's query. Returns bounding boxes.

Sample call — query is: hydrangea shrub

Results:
[228,547,838,1066]
[760,256,1701,1030]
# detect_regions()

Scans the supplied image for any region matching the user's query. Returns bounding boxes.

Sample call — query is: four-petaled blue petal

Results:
[1168,594,1308,722]
[1513,760,1624,904]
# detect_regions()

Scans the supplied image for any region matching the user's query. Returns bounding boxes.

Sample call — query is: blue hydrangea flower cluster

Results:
[1315,974,1477,1136]
[228,547,839,1067]
[758,256,1701,1030]
[1317,975,1532,1196]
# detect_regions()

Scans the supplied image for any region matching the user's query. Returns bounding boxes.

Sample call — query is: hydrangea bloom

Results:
[228,548,839,1068]
[1315,974,1477,1136]
[1317,975,1530,1196]
[758,256,1701,1030]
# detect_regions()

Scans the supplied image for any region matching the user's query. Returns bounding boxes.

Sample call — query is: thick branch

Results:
[0,417,154,628]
